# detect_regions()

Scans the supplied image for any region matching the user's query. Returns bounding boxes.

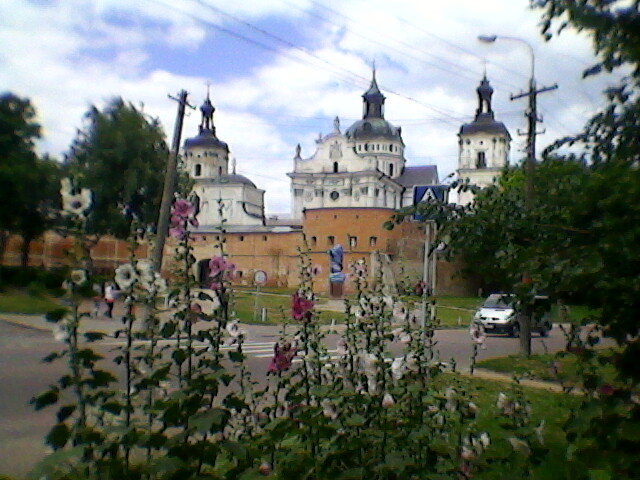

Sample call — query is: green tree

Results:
[65,98,169,240]
[0,92,61,267]
[13,154,62,266]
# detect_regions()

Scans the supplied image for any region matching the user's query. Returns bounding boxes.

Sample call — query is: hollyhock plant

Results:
[292,292,314,320]
[267,341,298,373]
[60,178,92,218]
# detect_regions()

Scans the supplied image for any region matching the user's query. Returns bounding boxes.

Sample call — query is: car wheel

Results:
[539,323,552,337]
[509,323,520,338]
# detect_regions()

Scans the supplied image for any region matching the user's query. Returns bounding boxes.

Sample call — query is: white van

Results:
[473,294,552,337]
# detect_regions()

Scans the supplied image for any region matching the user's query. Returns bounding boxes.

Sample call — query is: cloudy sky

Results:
[0,0,622,214]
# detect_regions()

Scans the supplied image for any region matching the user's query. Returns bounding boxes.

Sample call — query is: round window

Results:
[330,191,339,201]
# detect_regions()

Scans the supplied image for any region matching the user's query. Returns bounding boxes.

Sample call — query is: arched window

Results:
[333,162,339,173]
[310,236,317,247]
[194,164,202,176]
[218,166,222,176]
[388,164,394,177]
[476,151,487,169]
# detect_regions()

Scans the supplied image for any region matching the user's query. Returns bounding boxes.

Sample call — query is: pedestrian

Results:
[91,282,103,318]
[104,282,117,318]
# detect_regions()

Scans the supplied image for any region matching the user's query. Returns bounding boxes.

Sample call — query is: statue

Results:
[295,143,301,158]
[200,97,215,132]
[333,116,340,133]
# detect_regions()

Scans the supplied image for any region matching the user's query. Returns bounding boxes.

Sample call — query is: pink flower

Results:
[209,281,222,291]
[268,342,298,372]
[169,226,186,239]
[170,215,183,227]
[189,216,199,227]
[292,293,314,320]
[172,199,195,218]
[599,384,616,396]
[209,256,229,277]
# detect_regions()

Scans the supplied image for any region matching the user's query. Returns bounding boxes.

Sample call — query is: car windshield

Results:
[482,294,514,309]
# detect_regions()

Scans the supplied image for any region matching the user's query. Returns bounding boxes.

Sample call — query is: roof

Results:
[459,114,511,138]
[184,129,229,151]
[195,174,257,188]
[395,165,439,187]
[345,117,402,141]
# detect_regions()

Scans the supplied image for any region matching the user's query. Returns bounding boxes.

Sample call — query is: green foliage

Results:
[65,97,169,238]
[0,93,61,263]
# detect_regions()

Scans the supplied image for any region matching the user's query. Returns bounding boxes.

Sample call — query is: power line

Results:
[150,0,469,126]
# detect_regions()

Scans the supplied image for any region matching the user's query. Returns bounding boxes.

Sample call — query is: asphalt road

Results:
[0,317,568,477]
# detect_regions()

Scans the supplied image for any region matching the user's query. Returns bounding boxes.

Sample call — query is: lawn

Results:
[437,372,579,479]
[0,290,60,314]
[476,350,618,385]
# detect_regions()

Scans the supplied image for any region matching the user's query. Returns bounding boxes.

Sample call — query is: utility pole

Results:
[151,90,192,272]
[510,77,557,356]
[479,34,558,356]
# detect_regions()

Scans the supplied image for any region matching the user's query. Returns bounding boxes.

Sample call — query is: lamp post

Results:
[478,34,557,355]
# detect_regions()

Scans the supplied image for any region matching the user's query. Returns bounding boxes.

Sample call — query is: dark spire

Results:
[362,68,385,119]
[475,75,494,120]
[199,88,216,134]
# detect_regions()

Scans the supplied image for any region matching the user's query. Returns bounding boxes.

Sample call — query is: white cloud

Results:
[0,0,616,214]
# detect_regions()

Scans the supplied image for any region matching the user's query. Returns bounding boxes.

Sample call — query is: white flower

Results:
[60,178,92,217]
[460,445,476,460]
[383,296,394,310]
[535,420,545,445]
[405,353,419,372]
[392,303,407,322]
[445,387,457,412]
[153,273,167,294]
[115,263,137,290]
[226,320,246,338]
[367,376,378,394]
[70,269,87,286]
[359,351,377,376]
[53,323,70,342]
[470,321,487,346]
[508,437,531,456]
[321,398,338,419]
[136,260,155,287]
[496,392,508,409]
[479,432,491,448]
[381,392,395,408]
[391,357,406,381]
[467,402,479,415]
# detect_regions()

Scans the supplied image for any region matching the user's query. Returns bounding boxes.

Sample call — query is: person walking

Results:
[104,282,117,318]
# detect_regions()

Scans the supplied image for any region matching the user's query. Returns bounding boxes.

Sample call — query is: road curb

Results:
[462,368,581,394]
[0,314,51,332]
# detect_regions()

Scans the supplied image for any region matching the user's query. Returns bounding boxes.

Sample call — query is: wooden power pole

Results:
[152,90,191,272]
[511,77,557,355]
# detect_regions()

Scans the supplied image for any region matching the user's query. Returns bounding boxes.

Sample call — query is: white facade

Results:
[457,76,511,206]
[183,95,265,228]
[288,73,425,220]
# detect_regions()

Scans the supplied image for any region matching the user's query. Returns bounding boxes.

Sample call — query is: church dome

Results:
[198,174,256,188]
[184,131,229,151]
[345,117,402,140]
[459,115,510,137]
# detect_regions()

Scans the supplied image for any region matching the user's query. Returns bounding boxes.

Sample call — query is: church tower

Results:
[183,91,230,179]
[457,76,511,205]
[183,92,265,228]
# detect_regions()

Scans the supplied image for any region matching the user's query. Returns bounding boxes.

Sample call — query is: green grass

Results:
[438,373,579,479]
[0,289,60,314]
[476,350,618,385]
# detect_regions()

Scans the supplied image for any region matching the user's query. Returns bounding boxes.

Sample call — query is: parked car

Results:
[473,294,552,337]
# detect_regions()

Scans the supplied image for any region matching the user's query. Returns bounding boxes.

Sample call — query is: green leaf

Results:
[31,388,59,410]
[45,308,68,323]
[83,331,107,342]
[189,408,230,434]
[42,352,63,363]
[45,423,70,449]
[85,369,116,388]
[172,348,187,365]
[589,470,612,480]
[228,350,245,362]
[345,414,366,427]
[56,405,75,423]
